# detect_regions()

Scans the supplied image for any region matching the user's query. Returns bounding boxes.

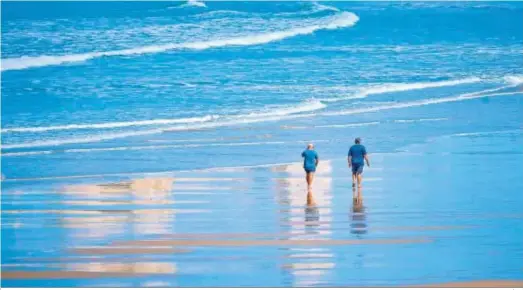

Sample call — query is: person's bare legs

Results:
[306,172,314,191]
[357,173,363,188]
[352,173,357,188]
[306,172,316,206]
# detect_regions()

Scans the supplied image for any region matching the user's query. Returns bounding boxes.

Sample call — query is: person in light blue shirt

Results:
[348,137,370,188]
[302,143,319,192]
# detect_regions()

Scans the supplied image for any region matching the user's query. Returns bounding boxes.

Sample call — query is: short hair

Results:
[355,137,361,144]
[307,143,314,149]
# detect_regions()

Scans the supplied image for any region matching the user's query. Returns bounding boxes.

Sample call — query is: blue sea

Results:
[1,1,523,287]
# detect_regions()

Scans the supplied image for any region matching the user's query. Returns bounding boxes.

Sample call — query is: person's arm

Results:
[363,147,370,167]
[348,148,352,167]
[315,152,319,167]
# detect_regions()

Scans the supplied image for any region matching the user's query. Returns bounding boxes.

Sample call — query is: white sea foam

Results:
[451,129,522,137]
[360,78,481,95]
[276,2,340,17]
[170,0,206,9]
[322,87,522,117]
[175,81,197,88]
[159,100,324,132]
[283,121,379,130]
[3,85,519,150]
[315,122,380,128]
[161,112,314,132]
[184,0,207,8]
[504,75,523,86]
[320,77,481,102]
[312,2,340,12]
[1,12,359,72]
[1,129,164,149]
[1,115,217,133]
[198,10,248,17]
[0,100,321,149]
[325,95,367,101]
[393,118,449,123]
[1,151,53,157]
[147,138,225,143]
[239,99,326,118]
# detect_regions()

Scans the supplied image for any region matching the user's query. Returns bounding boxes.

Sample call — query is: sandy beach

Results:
[2,152,523,287]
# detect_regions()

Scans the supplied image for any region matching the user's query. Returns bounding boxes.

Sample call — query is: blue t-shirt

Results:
[301,149,318,170]
[348,144,367,165]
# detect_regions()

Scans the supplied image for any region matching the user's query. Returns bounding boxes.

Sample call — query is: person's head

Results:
[307,143,314,150]
[355,137,361,144]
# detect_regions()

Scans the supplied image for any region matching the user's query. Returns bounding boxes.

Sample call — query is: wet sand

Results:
[409,280,523,287]
[111,237,432,247]
[2,158,523,287]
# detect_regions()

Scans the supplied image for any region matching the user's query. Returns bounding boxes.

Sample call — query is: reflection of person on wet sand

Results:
[352,185,363,205]
[306,191,316,206]
[348,137,370,189]
[301,143,319,205]
[351,187,367,235]
[304,206,320,234]
[305,206,319,222]
[62,177,174,203]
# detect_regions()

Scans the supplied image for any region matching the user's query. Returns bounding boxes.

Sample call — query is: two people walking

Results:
[301,138,370,203]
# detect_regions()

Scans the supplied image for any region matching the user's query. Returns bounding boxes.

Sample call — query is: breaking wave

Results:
[322,86,521,117]
[1,115,217,133]
[321,77,481,102]
[1,12,359,72]
[504,75,523,86]
[3,80,520,150]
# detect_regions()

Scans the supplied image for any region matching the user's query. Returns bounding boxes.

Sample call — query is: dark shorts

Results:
[352,163,364,174]
[304,167,316,174]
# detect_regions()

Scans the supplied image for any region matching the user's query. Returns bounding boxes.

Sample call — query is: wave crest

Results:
[504,75,523,86]
[322,86,521,117]
[1,100,324,149]
[4,78,515,150]
[169,0,207,9]
[184,0,206,8]
[238,99,325,119]
[1,12,359,72]
[1,115,217,133]
[321,77,481,102]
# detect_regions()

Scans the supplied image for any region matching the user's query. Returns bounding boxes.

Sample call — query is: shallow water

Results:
[1,1,523,287]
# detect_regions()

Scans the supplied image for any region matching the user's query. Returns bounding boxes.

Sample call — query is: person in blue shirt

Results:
[302,143,319,192]
[348,137,370,188]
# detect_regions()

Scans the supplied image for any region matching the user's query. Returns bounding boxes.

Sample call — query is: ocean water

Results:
[1,1,523,287]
